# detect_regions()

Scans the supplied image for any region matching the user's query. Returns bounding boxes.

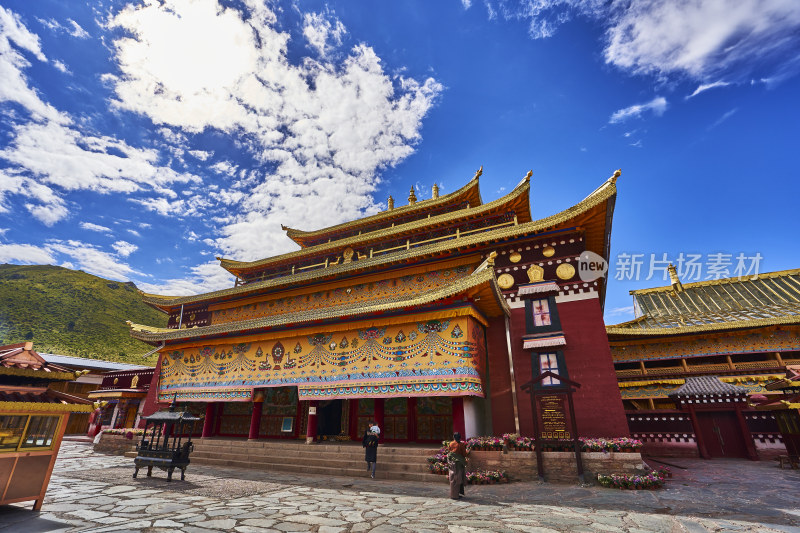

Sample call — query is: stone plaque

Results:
[537,394,570,440]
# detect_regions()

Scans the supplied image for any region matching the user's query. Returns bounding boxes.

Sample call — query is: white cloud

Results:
[494,0,800,83]
[36,17,90,39]
[67,19,89,39]
[0,7,65,123]
[0,120,200,224]
[106,0,442,261]
[0,243,55,264]
[210,160,238,177]
[606,305,635,320]
[188,149,212,161]
[609,96,667,124]
[127,228,141,237]
[46,239,143,281]
[302,12,346,58]
[461,0,472,8]
[112,240,137,257]
[686,81,730,99]
[136,260,234,296]
[80,221,112,233]
[708,108,738,131]
[52,59,69,73]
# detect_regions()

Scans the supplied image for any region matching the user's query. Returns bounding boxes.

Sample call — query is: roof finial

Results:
[487,251,497,266]
[611,169,621,184]
[524,170,532,181]
[668,263,683,293]
[474,166,483,180]
[408,187,417,205]
[387,195,394,210]
[432,183,439,199]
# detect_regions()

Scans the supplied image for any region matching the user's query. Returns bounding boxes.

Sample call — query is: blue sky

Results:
[1,0,799,323]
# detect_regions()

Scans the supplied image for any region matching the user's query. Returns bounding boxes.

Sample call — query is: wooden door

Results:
[697,411,748,458]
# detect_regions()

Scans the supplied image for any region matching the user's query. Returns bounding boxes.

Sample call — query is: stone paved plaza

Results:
[1,442,798,533]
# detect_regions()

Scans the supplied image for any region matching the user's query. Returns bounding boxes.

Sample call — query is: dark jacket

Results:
[363,433,379,463]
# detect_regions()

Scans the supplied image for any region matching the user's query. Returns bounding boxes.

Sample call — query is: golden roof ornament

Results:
[668,263,684,293]
[387,195,394,210]
[408,187,417,205]
[611,169,621,184]
[432,183,439,199]
[474,166,483,180]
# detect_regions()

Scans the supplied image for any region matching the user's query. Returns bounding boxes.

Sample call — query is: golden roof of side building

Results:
[139,170,618,312]
[129,259,509,344]
[282,171,484,247]
[607,268,800,336]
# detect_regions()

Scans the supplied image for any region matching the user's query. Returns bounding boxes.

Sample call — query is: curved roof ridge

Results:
[216,172,531,273]
[281,172,483,245]
[131,266,508,343]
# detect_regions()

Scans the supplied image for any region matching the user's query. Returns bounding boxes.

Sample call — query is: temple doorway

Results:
[318,399,344,436]
[696,411,749,458]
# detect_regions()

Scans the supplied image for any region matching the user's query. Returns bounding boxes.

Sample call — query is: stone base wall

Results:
[468,450,646,483]
[93,433,137,455]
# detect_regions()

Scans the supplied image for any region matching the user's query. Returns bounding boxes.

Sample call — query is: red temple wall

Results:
[140,353,166,420]
[486,316,515,435]
[508,307,536,436]
[557,296,629,438]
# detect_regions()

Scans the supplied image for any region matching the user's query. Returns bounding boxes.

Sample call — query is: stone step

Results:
[189,451,432,473]
[189,455,446,483]
[190,445,435,462]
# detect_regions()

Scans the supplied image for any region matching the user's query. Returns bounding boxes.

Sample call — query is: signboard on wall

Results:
[536,394,571,440]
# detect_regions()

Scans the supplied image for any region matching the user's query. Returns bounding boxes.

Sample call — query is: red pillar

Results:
[374,398,385,436]
[201,403,215,438]
[687,405,710,459]
[735,405,759,461]
[248,399,263,440]
[306,400,318,444]
[348,399,359,439]
[408,398,417,442]
[452,397,465,438]
[214,403,224,436]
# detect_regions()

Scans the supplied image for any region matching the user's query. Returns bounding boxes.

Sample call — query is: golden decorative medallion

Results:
[497,273,515,289]
[527,265,544,282]
[556,263,575,280]
[343,247,354,264]
[113,377,119,385]
[131,375,139,388]
[189,313,196,322]
[509,252,522,263]
[542,246,555,257]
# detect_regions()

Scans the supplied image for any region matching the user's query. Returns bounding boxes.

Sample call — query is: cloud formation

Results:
[609,96,667,124]
[106,0,442,262]
[490,0,800,83]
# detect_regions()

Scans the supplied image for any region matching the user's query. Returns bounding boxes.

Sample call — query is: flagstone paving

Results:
[0,442,798,532]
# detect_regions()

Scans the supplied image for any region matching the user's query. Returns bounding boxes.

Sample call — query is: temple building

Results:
[128,168,629,443]
[607,267,800,458]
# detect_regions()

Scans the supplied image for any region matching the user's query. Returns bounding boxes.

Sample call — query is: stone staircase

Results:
[188,438,446,482]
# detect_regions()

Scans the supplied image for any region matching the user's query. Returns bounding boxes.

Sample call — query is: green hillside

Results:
[0,264,167,365]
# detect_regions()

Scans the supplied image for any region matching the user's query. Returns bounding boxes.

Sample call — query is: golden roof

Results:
[130,264,508,344]
[282,172,484,247]
[607,268,800,336]
[218,173,532,277]
[141,170,617,311]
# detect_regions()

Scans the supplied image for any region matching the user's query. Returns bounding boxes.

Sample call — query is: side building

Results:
[129,169,629,443]
[608,266,800,458]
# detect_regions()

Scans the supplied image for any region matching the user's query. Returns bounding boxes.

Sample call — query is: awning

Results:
[517,281,560,296]
[88,389,148,399]
[522,334,566,350]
